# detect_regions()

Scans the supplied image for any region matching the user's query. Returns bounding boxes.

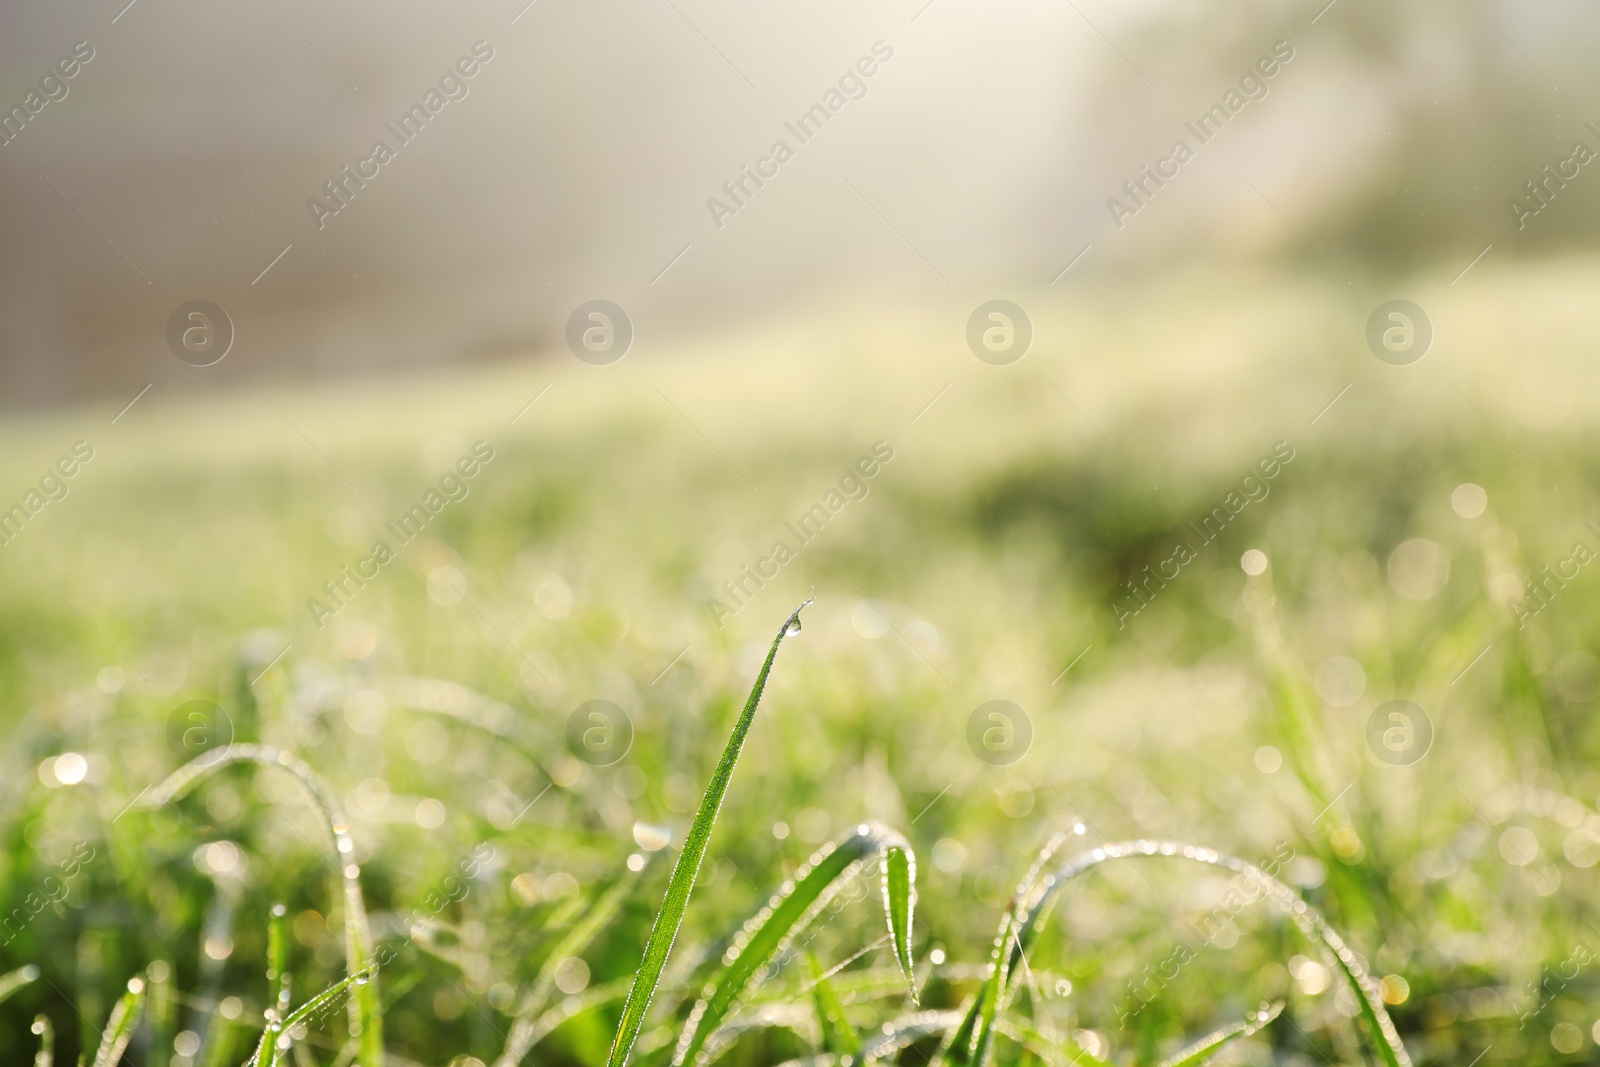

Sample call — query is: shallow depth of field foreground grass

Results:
[3,260,1600,1065]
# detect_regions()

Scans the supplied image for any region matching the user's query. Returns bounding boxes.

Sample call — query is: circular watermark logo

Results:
[566,300,633,365]
[165,699,234,761]
[566,699,634,765]
[1365,300,1431,366]
[966,300,1032,366]
[1365,699,1432,766]
[166,300,234,367]
[966,699,1032,765]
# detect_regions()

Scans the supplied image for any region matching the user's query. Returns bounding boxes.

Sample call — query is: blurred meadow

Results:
[4,257,1600,1065]
[8,0,1600,1064]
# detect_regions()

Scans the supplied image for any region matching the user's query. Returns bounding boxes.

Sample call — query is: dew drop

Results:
[785,618,802,636]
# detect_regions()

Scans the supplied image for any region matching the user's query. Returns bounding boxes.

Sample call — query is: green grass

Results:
[4,262,1600,1065]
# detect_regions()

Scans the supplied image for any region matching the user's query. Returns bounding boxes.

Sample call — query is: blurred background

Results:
[3,0,1599,404]
[7,1,1600,1066]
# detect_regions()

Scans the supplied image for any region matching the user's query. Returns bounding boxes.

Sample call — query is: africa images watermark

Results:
[1517,938,1593,1031]
[0,40,96,148]
[1506,121,1600,231]
[1106,41,1295,229]
[0,440,96,548]
[705,441,895,627]
[705,41,895,229]
[307,441,496,629]
[0,841,96,947]
[307,41,496,230]
[1111,441,1296,629]
[1506,518,1600,629]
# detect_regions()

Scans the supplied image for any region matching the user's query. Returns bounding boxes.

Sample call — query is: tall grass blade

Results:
[672,822,916,1066]
[90,976,146,1067]
[144,745,383,1067]
[605,599,811,1067]
[1156,1000,1282,1067]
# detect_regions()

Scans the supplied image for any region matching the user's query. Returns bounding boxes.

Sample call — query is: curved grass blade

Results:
[672,821,916,1066]
[495,862,646,1067]
[806,952,861,1056]
[940,831,1068,1067]
[997,840,1411,1067]
[244,965,378,1067]
[883,844,917,998]
[91,976,146,1067]
[30,1014,52,1067]
[605,599,812,1067]
[1157,1000,1283,1067]
[144,745,383,1067]
[0,964,40,1006]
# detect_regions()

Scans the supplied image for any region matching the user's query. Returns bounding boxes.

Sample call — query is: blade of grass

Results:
[605,599,812,1067]
[883,844,917,999]
[672,822,916,1066]
[91,976,146,1067]
[1156,1001,1283,1067]
[144,745,382,1067]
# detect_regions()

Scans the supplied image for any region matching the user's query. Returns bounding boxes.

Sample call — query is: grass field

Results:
[3,258,1600,1066]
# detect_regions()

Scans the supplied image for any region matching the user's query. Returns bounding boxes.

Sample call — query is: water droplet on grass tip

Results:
[785,618,802,635]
